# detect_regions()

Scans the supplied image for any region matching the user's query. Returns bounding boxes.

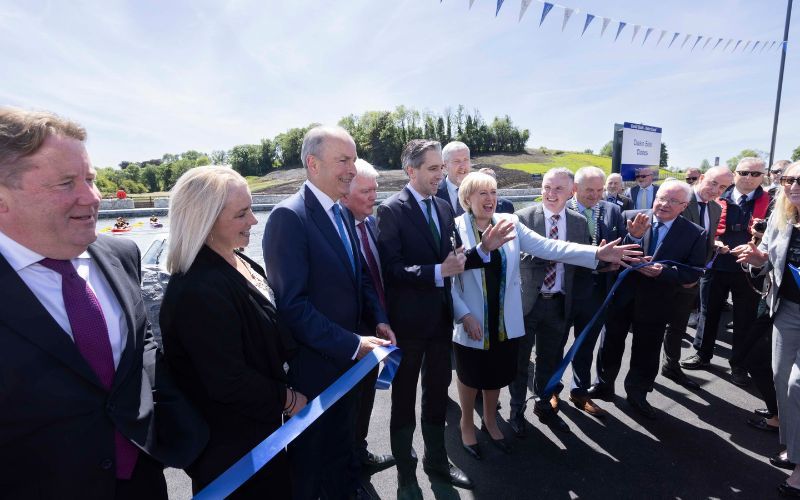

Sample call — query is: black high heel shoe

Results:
[480,421,512,454]
[462,441,482,460]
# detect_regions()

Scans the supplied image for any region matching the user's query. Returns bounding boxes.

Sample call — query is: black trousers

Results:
[598,298,667,397]
[741,308,779,415]
[354,365,380,462]
[663,284,700,368]
[115,453,167,500]
[569,274,609,395]
[693,270,760,367]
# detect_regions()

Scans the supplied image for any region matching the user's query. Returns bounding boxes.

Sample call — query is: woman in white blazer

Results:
[737,161,800,496]
[451,172,638,460]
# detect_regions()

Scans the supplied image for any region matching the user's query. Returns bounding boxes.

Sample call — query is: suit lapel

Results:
[685,193,701,225]
[304,185,357,283]
[400,187,439,255]
[565,210,583,242]
[0,253,104,388]
[533,206,546,236]
[653,214,678,260]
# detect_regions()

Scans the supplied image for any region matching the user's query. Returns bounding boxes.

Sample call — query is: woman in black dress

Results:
[160,166,306,498]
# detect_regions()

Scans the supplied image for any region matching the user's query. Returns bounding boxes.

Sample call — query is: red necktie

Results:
[39,258,139,479]
[357,223,386,309]
[542,214,560,289]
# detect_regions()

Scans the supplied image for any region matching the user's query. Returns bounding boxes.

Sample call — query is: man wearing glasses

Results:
[625,166,660,210]
[684,167,702,186]
[769,160,792,200]
[682,158,771,387]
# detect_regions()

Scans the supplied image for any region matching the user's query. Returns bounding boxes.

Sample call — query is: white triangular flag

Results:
[656,29,667,46]
[600,17,611,37]
[681,34,691,49]
[561,7,574,31]
[703,37,712,50]
[724,39,733,51]
[742,40,751,52]
[518,0,532,21]
[631,24,640,43]
[469,0,477,9]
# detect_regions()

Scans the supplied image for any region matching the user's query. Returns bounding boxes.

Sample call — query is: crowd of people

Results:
[2,105,800,499]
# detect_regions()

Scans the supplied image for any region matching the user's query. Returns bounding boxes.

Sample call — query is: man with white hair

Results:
[590,180,706,418]
[340,159,396,477]
[605,172,633,211]
[436,141,471,216]
[566,166,625,416]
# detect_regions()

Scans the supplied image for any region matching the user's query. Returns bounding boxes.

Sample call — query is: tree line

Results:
[96,105,530,195]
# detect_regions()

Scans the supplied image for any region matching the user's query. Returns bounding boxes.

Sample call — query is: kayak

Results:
[150,222,163,228]
[111,226,132,233]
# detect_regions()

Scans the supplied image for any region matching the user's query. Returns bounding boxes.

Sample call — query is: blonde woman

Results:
[736,161,800,496]
[450,172,638,459]
[160,166,306,498]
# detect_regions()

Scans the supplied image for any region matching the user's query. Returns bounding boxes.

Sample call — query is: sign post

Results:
[620,122,662,181]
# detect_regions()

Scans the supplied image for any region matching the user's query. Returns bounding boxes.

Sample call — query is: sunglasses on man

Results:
[685,176,698,182]
[635,174,652,179]
[736,171,764,177]
[780,176,800,187]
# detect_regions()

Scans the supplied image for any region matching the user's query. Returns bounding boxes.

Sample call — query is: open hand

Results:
[626,213,651,239]
[595,238,643,264]
[734,241,769,267]
[479,219,516,252]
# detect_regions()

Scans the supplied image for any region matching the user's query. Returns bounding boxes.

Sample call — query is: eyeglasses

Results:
[685,177,698,182]
[772,170,783,176]
[635,174,652,179]
[736,171,764,177]
[780,176,800,187]
[654,197,688,206]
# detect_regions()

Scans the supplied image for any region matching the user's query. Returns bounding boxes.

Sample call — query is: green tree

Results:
[142,165,161,192]
[660,143,669,169]
[700,158,711,171]
[275,127,309,168]
[228,144,262,176]
[727,148,761,169]
[584,148,594,154]
[210,150,227,165]
[600,141,613,157]
[792,145,800,162]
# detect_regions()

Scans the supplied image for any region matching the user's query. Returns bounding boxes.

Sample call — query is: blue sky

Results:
[2,0,798,169]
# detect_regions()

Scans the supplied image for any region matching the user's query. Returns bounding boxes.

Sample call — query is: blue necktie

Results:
[332,204,355,274]
[649,221,663,256]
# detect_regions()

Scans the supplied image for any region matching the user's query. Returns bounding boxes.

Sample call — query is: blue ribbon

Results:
[194,345,402,500]
[542,260,705,396]
[790,263,800,289]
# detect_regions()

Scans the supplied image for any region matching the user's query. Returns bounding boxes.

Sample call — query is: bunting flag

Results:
[691,35,702,51]
[469,0,477,9]
[518,0,532,21]
[669,32,680,48]
[539,2,554,26]
[769,41,777,50]
[631,24,640,43]
[643,27,654,45]
[562,7,574,31]
[681,33,691,49]
[614,21,626,42]
[724,39,733,51]
[702,37,712,50]
[742,40,751,51]
[495,0,504,17]
[600,17,611,37]
[713,38,723,50]
[581,13,595,36]
[656,29,667,46]
[752,41,760,52]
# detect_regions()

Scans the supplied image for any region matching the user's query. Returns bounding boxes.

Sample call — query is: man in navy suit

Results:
[624,167,660,210]
[377,139,513,498]
[340,159,396,477]
[604,173,634,211]
[0,108,207,499]
[566,167,626,417]
[436,142,515,215]
[590,180,706,418]
[263,126,394,499]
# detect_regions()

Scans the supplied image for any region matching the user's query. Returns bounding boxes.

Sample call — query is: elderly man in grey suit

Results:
[661,166,733,389]
[509,168,591,435]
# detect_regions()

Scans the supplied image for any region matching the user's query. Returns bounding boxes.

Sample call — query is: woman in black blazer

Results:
[160,166,305,498]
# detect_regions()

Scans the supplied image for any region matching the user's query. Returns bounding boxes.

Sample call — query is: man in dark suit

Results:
[590,180,706,418]
[566,167,625,417]
[436,142,515,215]
[340,159,396,477]
[263,126,394,499]
[510,168,591,435]
[661,166,732,389]
[0,108,207,499]
[604,173,634,211]
[377,139,513,498]
[624,167,660,210]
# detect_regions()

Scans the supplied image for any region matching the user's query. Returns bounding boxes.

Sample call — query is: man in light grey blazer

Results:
[509,168,592,435]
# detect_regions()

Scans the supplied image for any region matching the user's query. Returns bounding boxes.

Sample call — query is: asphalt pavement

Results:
[165,310,788,499]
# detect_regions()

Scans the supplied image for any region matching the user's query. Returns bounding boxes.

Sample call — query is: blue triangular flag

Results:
[495,0,504,17]
[752,41,761,52]
[668,32,680,48]
[790,264,800,289]
[614,21,626,42]
[642,27,654,45]
[540,2,554,26]
[733,40,742,51]
[713,38,723,50]
[581,13,595,36]
[691,35,702,51]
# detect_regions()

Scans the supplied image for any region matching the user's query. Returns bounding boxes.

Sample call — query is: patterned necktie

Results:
[38,258,139,479]
[357,222,386,309]
[583,207,596,239]
[423,199,441,248]
[637,187,648,209]
[542,214,560,289]
[332,204,355,274]
[648,221,663,256]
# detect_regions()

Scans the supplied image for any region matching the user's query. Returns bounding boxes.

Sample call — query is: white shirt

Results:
[732,186,755,204]
[0,229,127,367]
[541,206,567,293]
[445,177,460,212]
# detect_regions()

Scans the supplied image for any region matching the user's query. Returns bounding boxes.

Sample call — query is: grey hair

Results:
[543,167,574,183]
[166,166,249,274]
[771,159,791,172]
[300,125,355,169]
[736,156,766,172]
[401,139,441,171]
[659,179,692,201]
[685,167,702,175]
[442,141,470,163]
[607,172,623,182]
[354,158,379,179]
[574,166,606,184]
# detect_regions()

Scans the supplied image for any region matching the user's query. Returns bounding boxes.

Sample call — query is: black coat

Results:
[160,246,294,493]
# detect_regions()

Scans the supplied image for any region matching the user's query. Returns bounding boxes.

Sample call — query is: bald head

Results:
[695,166,734,202]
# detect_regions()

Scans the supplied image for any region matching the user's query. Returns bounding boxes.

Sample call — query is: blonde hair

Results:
[458,172,497,213]
[166,166,249,274]
[0,107,86,188]
[772,161,800,233]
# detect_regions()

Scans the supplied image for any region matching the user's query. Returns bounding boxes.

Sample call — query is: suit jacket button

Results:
[100,459,113,470]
